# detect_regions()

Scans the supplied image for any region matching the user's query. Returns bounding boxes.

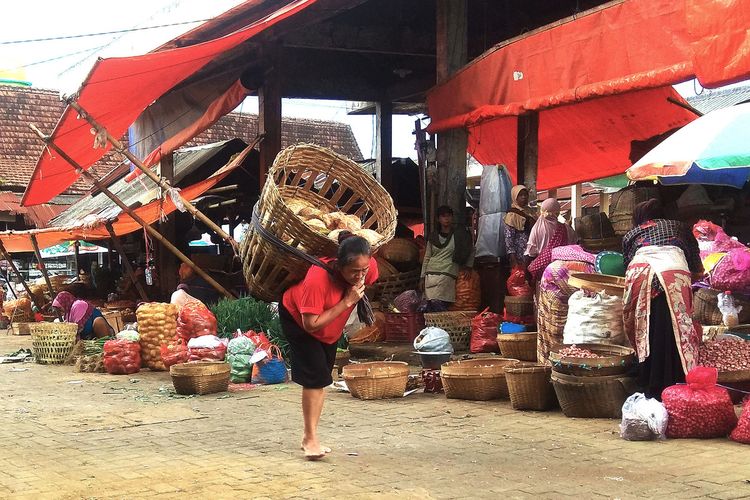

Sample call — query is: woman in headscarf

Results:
[622,199,703,400]
[52,291,113,340]
[503,185,536,268]
[524,198,577,281]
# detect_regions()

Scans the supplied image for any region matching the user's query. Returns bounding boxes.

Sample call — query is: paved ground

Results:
[1,334,749,500]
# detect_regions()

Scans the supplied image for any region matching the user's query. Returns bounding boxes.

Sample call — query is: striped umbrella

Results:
[627,102,750,188]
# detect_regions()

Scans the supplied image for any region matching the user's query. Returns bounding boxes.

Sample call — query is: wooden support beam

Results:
[599,192,611,215]
[158,153,178,298]
[73,240,81,276]
[258,44,282,191]
[29,234,55,298]
[104,223,148,302]
[66,100,237,250]
[29,124,235,300]
[518,112,539,203]
[0,239,43,312]
[571,183,583,227]
[376,101,393,191]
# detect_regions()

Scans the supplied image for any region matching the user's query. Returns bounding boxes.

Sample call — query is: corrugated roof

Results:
[686,85,750,114]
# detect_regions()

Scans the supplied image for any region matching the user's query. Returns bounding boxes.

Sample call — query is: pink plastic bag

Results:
[693,220,747,258]
[710,248,750,295]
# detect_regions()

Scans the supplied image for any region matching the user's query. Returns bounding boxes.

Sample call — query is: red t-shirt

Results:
[282,257,379,344]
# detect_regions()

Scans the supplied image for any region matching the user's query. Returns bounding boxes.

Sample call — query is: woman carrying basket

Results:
[281,232,378,460]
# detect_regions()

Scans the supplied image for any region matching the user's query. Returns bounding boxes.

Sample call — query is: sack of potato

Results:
[287,198,383,246]
[136,302,178,371]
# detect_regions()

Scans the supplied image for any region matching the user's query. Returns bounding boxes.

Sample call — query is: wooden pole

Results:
[29,124,236,299]
[73,240,81,276]
[29,234,55,296]
[66,100,238,250]
[0,239,44,312]
[376,101,393,191]
[258,44,282,192]
[104,223,148,302]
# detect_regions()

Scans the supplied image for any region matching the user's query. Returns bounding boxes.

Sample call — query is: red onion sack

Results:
[730,397,750,444]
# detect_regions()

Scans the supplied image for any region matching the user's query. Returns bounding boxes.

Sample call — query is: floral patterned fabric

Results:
[504,224,530,261]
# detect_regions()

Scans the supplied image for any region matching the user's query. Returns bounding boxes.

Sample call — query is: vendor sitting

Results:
[176,263,220,306]
[52,291,114,340]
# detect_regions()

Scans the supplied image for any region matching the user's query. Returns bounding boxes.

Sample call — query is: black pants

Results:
[638,293,686,400]
[279,304,338,389]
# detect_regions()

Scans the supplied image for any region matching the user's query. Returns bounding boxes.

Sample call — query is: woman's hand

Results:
[344,280,366,307]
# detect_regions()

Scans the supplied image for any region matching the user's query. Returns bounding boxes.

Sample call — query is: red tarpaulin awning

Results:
[22,0,317,207]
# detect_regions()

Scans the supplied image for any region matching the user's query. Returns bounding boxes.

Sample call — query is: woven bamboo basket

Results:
[378,238,420,271]
[536,289,568,364]
[568,273,626,298]
[580,236,623,253]
[497,332,538,361]
[574,212,615,240]
[424,311,475,352]
[609,185,660,236]
[504,295,534,319]
[504,363,557,411]
[549,343,635,377]
[551,371,636,418]
[170,362,231,395]
[367,269,420,303]
[693,288,750,326]
[241,144,397,302]
[342,361,409,400]
[441,358,520,400]
[30,322,78,364]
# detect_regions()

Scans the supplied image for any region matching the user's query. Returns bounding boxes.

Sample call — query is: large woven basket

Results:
[30,322,78,364]
[574,212,615,240]
[367,269,420,303]
[441,358,520,400]
[497,332,538,361]
[378,238,420,271]
[342,361,409,400]
[170,362,231,395]
[241,144,397,302]
[580,236,623,253]
[504,295,534,318]
[609,185,660,236]
[504,363,557,411]
[549,343,635,377]
[551,371,636,418]
[694,288,750,326]
[424,311,475,352]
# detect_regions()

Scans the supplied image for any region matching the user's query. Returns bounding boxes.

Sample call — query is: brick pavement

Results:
[1,334,749,500]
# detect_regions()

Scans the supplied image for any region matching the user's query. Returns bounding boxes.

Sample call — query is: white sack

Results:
[563,290,625,345]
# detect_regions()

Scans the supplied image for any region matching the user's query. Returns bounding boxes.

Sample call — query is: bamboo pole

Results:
[30,124,236,300]
[0,239,44,312]
[29,234,55,296]
[67,101,261,251]
[104,222,148,302]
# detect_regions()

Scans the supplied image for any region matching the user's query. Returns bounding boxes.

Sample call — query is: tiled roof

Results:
[687,85,750,114]
[0,84,362,195]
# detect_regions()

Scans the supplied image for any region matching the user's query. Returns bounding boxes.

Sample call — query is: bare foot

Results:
[301,438,331,460]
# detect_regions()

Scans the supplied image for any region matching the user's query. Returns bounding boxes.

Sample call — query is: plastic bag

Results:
[717,291,742,327]
[176,301,217,342]
[251,346,287,384]
[506,265,532,297]
[394,290,421,313]
[103,339,141,375]
[116,329,140,342]
[245,331,271,351]
[730,397,750,444]
[693,220,746,258]
[470,308,501,353]
[413,327,453,353]
[227,335,256,356]
[662,367,737,439]
[710,248,750,295]
[619,393,669,441]
[227,353,252,383]
[187,335,228,361]
[563,290,625,346]
[451,270,481,311]
[160,341,188,368]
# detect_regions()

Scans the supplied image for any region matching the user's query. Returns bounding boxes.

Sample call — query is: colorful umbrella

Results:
[627,102,750,188]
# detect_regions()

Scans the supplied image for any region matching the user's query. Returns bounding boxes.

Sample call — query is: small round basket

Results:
[497,332,537,361]
[30,322,78,364]
[170,362,231,395]
[441,358,520,401]
[504,363,557,411]
[342,361,409,400]
[424,311,475,352]
[551,371,636,418]
[548,343,635,377]
[504,295,534,318]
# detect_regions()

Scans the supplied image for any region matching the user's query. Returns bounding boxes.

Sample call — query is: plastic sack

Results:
[413,327,453,353]
[103,339,141,375]
[228,335,256,356]
[116,329,140,342]
[475,213,506,259]
[619,393,669,441]
[693,220,746,258]
[662,367,737,439]
[499,322,526,334]
[563,290,625,345]
[227,353,252,383]
[176,301,217,342]
[730,397,750,444]
[245,331,271,351]
[710,248,750,295]
[187,335,228,361]
[451,270,481,311]
[160,341,188,368]
[717,291,742,328]
[251,346,287,384]
[394,290,421,313]
[506,265,532,297]
[470,309,501,353]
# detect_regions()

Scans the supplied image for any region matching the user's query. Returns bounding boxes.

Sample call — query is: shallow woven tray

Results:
[342,361,409,400]
[497,332,537,362]
[551,371,636,419]
[30,322,78,365]
[504,363,557,411]
[170,362,231,395]
[549,343,635,377]
[424,311,475,352]
[441,358,519,400]
[568,273,626,298]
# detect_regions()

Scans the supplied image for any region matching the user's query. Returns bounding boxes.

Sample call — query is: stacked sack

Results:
[226,335,256,383]
[103,329,141,375]
[136,302,178,371]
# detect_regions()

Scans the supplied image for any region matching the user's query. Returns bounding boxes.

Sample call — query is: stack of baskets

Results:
[424,311,474,351]
[30,322,78,364]
[504,295,534,324]
[170,362,231,395]
[548,344,636,418]
[342,361,409,400]
[441,358,519,400]
[240,143,397,302]
[504,363,557,411]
